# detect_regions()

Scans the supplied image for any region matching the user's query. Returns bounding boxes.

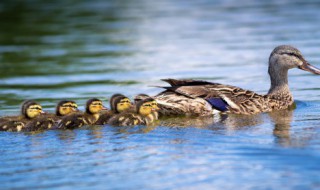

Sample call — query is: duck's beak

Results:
[298,60,320,74]
[101,106,108,110]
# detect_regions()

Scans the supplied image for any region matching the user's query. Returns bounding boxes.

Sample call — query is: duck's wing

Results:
[161,78,215,86]
[159,79,267,114]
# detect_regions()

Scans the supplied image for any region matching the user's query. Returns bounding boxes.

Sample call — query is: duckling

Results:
[58,98,107,129]
[95,94,132,125]
[34,100,79,130]
[44,100,79,122]
[134,94,159,120]
[0,100,35,123]
[0,100,46,132]
[108,98,159,127]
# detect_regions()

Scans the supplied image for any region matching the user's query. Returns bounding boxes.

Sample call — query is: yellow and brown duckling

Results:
[108,97,159,127]
[37,100,79,130]
[134,94,159,120]
[95,94,132,125]
[44,100,79,122]
[58,98,107,129]
[0,100,46,132]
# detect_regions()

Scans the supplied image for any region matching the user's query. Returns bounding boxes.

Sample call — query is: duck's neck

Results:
[267,66,292,98]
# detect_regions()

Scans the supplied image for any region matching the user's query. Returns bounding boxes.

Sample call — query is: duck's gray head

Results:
[269,45,320,74]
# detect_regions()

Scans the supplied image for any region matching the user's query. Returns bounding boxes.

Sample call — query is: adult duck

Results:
[155,45,320,116]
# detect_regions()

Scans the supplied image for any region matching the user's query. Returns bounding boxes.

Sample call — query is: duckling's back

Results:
[108,111,145,126]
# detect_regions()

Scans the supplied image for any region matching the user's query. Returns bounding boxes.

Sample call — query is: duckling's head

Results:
[21,100,44,119]
[110,94,132,113]
[86,98,107,114]
[133,94,150,104]
[269,45,320,75]
[136,98,159,116]
[56,100,79,116]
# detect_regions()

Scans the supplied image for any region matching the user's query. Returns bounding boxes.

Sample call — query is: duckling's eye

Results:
[121,99,131,103]
[92,102,102,106]
[31,106,42,110]
[143,104,152,107]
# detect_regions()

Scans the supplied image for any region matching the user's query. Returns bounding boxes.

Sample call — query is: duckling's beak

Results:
[101,106,108,110]
[298,61,320,74]
[40,110,46,114]
[73,108,80,112]
[151,106,160,112]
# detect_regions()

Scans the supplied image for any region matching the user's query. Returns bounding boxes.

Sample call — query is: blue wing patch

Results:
[205,97,229,112]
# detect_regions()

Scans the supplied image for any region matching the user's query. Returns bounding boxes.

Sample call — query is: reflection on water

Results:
[270,108,294,146]
[1,0,320,189]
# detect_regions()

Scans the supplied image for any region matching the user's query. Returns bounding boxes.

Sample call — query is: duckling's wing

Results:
[108,112,143,126]
[25,116,55,131]
[95,111,114,125]
[0,120,25,132]
[58,113,86,129]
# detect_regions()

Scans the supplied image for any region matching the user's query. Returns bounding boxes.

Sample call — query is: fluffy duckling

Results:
[58,98,107,129]
[108,98,159,127]
[0,100,45,132]
[95,94,132,125]
[134,94,159,120]
[44,100,79,122]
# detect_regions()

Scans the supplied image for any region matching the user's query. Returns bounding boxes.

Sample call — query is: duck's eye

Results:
[282,52,299,58]
[143,104,152,107]
[92,102,102,106]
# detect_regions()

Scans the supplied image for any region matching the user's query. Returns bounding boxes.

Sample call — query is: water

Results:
[1,0,320,189]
